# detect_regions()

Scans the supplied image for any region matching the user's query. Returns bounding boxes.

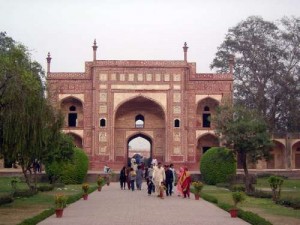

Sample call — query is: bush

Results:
[18,208,55,225]
[201,193,218,204]
[13,189,38,198]
[276,197,300,209]
[238,209,272,225]
[247,190,272,199]
[216,183,231,189]
[37,185,54,192]
[230,184,246,192]
[0,194,14,205]
[46,147,89,184]
[200,147,236,185]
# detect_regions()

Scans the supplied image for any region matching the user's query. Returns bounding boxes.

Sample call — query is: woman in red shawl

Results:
[180,167,191,198]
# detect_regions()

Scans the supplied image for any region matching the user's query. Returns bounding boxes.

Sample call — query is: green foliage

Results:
[201,193,218,204]
[237,209,272,225]
[54,194,67,209]
[45,147,89,184]
[247,190,273,199]
[211,16,300,133]
[191,181,204,194]
[0,194,14,205]
[214,104,273,193]
[37,185,54,192]
[230,184,246,192]
[232,191,245,208]
[0,32,66,190]
[276,196,300,209]
[17,208,55,225]
[13,189,38,198]
[200,147,236,185]
[97,176,106,187]
[268,175,284,201]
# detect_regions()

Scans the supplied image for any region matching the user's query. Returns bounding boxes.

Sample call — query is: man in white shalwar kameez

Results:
[152,162,165,196]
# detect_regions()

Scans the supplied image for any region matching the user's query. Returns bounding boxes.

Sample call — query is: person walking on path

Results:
[180,167,192,198]
[169,163,176,192]
[126,166,131,190]
[176,167,184,197]
[129,168,136,191]
[153,162,165,196]
[165,165,174,196]
[119,166,127,190]
[136,165,143,190]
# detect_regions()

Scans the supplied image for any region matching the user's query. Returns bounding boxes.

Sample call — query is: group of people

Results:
[118,158,192,199]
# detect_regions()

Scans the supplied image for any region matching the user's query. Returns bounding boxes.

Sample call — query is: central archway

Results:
[127,133,152,167]
[114,96,166,164]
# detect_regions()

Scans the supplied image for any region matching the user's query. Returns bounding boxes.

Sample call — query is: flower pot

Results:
[194,194,200,200]
[83,194,88,200]
[229,209,238,218]
[98,186,102,191]
[55,209,64,218]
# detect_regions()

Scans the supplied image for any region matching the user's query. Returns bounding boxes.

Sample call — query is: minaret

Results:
[92,39,98,61]
[183,42,188,62]
[46,52,52,74]
[228,54,235,74]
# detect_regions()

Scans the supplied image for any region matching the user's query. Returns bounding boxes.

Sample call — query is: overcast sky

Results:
[1,0,299,74]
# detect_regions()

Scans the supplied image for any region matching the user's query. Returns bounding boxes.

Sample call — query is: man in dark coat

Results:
[165,165,174,196]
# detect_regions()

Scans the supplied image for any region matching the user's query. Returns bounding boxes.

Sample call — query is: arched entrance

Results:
[267,140,285,169]
[127,133,152,167]
[292,141,300,169]
[196,133,219,161]
[114,96,166,164]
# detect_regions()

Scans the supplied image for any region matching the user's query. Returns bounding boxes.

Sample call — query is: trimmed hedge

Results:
[13,189,38,198]
[202,192,272,225]
[276,197,300,209]
[0,194,14,205]
[200,147,236,185]
[37,185,54,192]
[247,190,272,199]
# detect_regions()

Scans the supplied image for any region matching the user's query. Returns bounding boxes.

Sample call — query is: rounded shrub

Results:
[200,147,236,185]
[46,147,89,184]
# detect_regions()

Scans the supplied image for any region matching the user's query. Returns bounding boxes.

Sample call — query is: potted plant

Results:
[55,193,67,218]
[191,181,204,200]
[82,183,89,200]
[230,191,245,218]
[97,176,105,191]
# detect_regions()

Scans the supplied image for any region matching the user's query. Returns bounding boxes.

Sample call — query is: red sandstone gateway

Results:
[46,41,300,171]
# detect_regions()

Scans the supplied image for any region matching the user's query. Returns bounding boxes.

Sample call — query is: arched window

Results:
[100,119,106,127]
[204,106,210,111]
[135,114,144,128]
[69,106,76,111]
[174,119,180,127]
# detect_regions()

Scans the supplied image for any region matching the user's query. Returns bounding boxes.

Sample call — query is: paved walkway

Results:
[39,183,249,225]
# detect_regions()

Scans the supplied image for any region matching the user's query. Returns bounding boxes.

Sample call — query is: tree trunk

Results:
[241,151,254,194]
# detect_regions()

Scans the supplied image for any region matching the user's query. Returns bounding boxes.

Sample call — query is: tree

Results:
[0,32,66,190]
[211,16,300,133]
[214,104,273,193]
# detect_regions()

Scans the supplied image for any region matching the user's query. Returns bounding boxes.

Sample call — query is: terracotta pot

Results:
[55,209,64,218]
[83,194,88,200]
[194,194,200,200]
[98,186,102,191]
[229,209,238,218]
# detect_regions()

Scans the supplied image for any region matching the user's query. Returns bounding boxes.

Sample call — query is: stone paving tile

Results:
[38,183,249,225]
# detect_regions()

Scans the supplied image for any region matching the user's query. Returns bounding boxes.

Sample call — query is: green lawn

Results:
[202,178,300,225]
[0,176,97,225]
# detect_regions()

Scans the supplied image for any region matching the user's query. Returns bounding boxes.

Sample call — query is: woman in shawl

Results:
[180,167,192,198]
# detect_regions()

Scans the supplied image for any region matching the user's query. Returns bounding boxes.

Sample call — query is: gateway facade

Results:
[46,41,300,171]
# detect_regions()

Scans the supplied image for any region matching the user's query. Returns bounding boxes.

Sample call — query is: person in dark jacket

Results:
[165,165,174,196]
[119,166,127,190]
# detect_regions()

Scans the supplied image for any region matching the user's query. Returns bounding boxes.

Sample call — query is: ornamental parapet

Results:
[47,72,88,80]
[190,73,233,81]
[87,60,188,68]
